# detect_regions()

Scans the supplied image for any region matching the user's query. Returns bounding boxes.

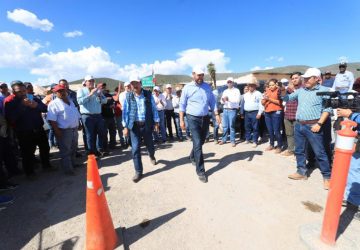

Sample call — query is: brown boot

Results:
[281,150,294,156]
[288,172,308,180]
[323,179,330,190]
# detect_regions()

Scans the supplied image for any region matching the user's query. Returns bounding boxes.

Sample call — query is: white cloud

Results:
[0,32,40,68]
[265,56,284,62]
[338,56,348,63]
[63,30,83,38]
[7,9,54,32]
[250,66,274,71]
[0,32,231,85]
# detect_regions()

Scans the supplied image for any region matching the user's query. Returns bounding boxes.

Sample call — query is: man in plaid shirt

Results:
[282,72,302,156]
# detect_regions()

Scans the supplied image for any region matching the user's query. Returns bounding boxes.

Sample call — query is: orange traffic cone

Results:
[86,154,119,250]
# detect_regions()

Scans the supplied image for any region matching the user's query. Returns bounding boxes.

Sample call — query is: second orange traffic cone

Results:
[86,154,119,250]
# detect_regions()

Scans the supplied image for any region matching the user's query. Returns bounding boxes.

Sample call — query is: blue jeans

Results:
[187,114,209,176]
[184,115,191,137]
[245,111,259,143]
[294,123,331,179]
[222,109,237,143]
[344,152,360,206]
[153,110,167,142]
[115,116,125,145]
[48,127,57,147]
[81,114,106,154]
[211,112,219,141]
[130,123,155,174]
[174,113,183,139]
[264,111,283,148]
[57,128,78,172]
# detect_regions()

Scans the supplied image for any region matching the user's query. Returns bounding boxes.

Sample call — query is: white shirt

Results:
[153,93,166,111]
[172,96,181,113]
[119,91,130,109]
[164,92,175,110]
[220,87,241,109]
[47,98,81,129]
[242,90,264,115]
[332,71,355,92]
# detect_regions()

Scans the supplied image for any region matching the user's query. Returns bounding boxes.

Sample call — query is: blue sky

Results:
[0,0,359,85]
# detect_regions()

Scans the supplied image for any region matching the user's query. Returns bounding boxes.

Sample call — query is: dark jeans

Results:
[165,109,178,138]
[0,137,19,180]
[244,111,259,143]
[187,114,209,176]
[294,123,331,179]
[82,114,106,154]
[212,112,219,141]
[264,111,283,148]
[16,128,51,176]
[130,123,155,174]
[174,113,183,139]
[103,116,117,149]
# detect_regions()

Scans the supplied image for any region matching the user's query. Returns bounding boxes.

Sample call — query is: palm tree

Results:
[207,62,216,89]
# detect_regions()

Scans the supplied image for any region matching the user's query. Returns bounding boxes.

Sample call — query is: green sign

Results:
[141,75,155,87]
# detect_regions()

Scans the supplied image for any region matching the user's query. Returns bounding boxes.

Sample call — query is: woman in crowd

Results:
[262,79,284,153]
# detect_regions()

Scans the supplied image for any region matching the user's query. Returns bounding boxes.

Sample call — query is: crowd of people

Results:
[1,63,360,217]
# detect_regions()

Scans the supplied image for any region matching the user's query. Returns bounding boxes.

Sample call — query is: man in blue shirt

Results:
[282,68,332,190]
[322,71,335,88]
[122,76,160,183]
[337,108,360,219]
[179,67,221,183]
[77,75,108,156]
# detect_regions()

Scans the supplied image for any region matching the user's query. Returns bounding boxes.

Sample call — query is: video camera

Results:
[316,91,360,112]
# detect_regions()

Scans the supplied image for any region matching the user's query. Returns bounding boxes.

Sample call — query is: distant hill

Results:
[68,62,360,87]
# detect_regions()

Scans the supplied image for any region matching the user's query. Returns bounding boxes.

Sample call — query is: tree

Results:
[207,62,216,89]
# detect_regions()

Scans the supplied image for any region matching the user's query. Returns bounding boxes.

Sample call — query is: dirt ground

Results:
[1,134,360,250]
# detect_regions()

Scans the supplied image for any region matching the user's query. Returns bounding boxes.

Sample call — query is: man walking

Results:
[152,86,167,143]
[219,77,241,146]
[164,84,178,140]
[77,75,108,156]
[122,76,160,183]
[47,85,81,175]
[179,67,220,183]
[283,68,332,190]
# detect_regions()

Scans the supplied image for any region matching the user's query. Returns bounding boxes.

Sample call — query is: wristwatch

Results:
[317,122,323,126]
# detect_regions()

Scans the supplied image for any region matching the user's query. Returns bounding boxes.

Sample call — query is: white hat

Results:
[124,82,130,87]
[280,78,289,83]
[165,84,172,89]
[129,75,140,83]
[226,77,234,82]
[175,87,182,92]
[153,86,160,91]
[302,68,321,78]
[192,66,205,75]
[84,75,94,81]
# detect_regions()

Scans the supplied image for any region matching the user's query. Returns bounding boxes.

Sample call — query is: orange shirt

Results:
[262,88,283,113]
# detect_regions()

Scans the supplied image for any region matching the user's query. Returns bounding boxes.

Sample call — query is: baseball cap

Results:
[129,75,140,83]
[226,77,234,83]
[280,78,289,83]
[301,68,321,78]
[50,83,57,89]
[84,75,94,81]
[0,82,8,88]
[24,82,33,88]
[52,84,66,92]
[124,82,130,87]
[192,66,205,75]
[175,87,182,92]
[339,62,347,67]
[153,86,160,91]
[10,80,23,86]
[165,84,172,89]
[324,70,331,74]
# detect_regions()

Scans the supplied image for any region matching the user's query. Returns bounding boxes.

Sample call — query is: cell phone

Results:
[26,94,34,101]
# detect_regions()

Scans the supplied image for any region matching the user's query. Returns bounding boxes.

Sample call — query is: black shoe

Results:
[190,158,196,166]
[198,174,208,183]
[132,173,142,183]
[150,157,156,165]
[75,152,83,158]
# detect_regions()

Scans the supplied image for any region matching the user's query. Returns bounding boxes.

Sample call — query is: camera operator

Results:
[337,108,360,219]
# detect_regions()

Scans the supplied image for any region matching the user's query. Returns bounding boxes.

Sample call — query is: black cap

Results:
[23,82,33,88]
[0,83,8,88]
[339,62,347,67]
[10,80,23,87]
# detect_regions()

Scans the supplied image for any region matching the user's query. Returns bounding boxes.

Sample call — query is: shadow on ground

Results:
[117,208,186,249]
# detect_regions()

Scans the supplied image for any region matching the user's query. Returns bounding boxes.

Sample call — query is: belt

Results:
[245,110,258,113]
[81,113,100,116]
[224,108,238,110]
[187,114,208,119]
[297,119,318,125]
[134,121,145,126]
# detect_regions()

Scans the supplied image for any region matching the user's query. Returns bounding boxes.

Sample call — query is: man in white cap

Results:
[164,84,179,140]
[152,86,167,143]
[122,76,160,182]
[172,86,185,141]
[282,68,332,190]
[179,66,220,183]
[117,82,132,147]
[332,62,354,93]
[77,75,108,157]
[219,77,241,146]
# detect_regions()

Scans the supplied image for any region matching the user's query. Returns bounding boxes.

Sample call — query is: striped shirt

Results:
[283,84,332,121]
